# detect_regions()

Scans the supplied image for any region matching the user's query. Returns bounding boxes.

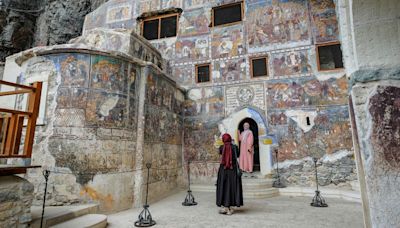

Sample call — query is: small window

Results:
[142,14,178,40]
[316,42,344,71]
[250,57,268,78]
[212,2,243,27]
[196,64,210,83]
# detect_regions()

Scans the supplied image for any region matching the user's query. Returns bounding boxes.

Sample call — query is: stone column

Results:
[350,69,400,228]
[0,175,34,228]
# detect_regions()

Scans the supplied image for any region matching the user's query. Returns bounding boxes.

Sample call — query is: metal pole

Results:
[40,170,50,228]
[314,158,319,192]
[182,160,197,206]
[273,149,285,188]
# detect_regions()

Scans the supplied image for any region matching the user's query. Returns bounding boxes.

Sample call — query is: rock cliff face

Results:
[0,0,108,61]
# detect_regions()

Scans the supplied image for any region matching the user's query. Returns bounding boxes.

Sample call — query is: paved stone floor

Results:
[107,191,364,228]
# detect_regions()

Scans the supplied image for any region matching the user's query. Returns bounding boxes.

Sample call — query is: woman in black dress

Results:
[216,133,243,215]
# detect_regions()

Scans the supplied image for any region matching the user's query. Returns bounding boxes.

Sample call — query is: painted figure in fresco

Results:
[238,122,254,173]
[216,133,243,215]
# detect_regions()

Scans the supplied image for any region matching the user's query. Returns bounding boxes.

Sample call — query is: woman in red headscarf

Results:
[216,133,243,215]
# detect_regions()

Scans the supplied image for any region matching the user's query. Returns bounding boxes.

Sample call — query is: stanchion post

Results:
[135,163,156,227]
[40,170,50,228]
[272,149,286,188]
[182,160,197,206]
[310,157,328,207]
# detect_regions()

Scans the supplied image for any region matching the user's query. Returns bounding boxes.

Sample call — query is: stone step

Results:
[30,204,99,228]
[49,214,107,228]
[191,184,279,199]
[243,188,279,199]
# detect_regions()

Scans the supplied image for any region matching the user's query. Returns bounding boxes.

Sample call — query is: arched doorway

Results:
[218,107,273,175]
[238,118,260,172]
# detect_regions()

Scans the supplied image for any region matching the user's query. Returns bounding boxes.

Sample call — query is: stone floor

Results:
[107,191,364,228]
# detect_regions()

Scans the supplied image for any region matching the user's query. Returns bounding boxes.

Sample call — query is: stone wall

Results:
[1,27,184,212]
[20,51,138,212]
[143,67,185,203]
[0,176,34,228]
[0,0,109,61]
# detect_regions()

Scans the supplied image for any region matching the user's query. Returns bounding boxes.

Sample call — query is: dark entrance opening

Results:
[238,118,260,172]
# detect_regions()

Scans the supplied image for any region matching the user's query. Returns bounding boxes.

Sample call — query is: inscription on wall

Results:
[225,83,264,115]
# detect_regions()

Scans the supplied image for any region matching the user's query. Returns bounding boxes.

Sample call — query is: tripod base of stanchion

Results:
[310,190,328,207]
[272,180,286,188]
[182,190,197,206]
[134,204,156,227]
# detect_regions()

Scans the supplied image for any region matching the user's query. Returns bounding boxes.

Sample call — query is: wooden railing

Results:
[0,80,42,158]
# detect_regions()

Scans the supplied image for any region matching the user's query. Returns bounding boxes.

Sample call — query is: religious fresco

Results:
[271,50,311,77]
[183,0,213,9]
[211,24,246,59]
[161,0,183,8]
[178,8,210,37]
[106,2,134,24]
[86,91,127,128]
[183,117,222,162]
[128,64,137,129]
[57,88,88,109]
[269,106,352,160]
[172,64,193,86]
[246,0,310,52]
[91,55,128,94]
[146,72,176,112]
[138,0,161,15]
[267,75,348,109]
[213,58,246,83]
[175,36,209,62]
[84,5,107,31]
[184,87,224,117]
[59,54,90,88]
[310,0,339,43]
[151,39,175,60]
[268,110,288,125]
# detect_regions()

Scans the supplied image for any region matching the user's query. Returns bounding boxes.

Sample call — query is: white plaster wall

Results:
[0,55,21,109]
[352,0,400,68]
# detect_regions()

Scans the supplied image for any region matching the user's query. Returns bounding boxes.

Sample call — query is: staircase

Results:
[191,172,279,199]
[30,204,107,228]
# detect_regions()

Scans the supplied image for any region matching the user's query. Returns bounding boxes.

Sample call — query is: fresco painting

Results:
[246,0,310,51]
[212,25,246,59]
[161,0,183,8]
[267,75,348,109]
[179,8,210,37]
[185,87,224,116]
[59,54,90,87]
[138,0,161,15]
[173,64,193,86]
[175,36,209,62]
[213,58,246,83]
[268,110,288,125]
[151,40,175,60]
[183,0,213,9]
[106,2,134,24]
[86,91,127,128]
[184,118,221,162]
[269,106,352,161]
[91,55,127,94]
[310,0,339,43]
[57,88,88,109]
[271,50,311,77]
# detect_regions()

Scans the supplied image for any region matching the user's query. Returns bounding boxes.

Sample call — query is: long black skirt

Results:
[216,164,243,207]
